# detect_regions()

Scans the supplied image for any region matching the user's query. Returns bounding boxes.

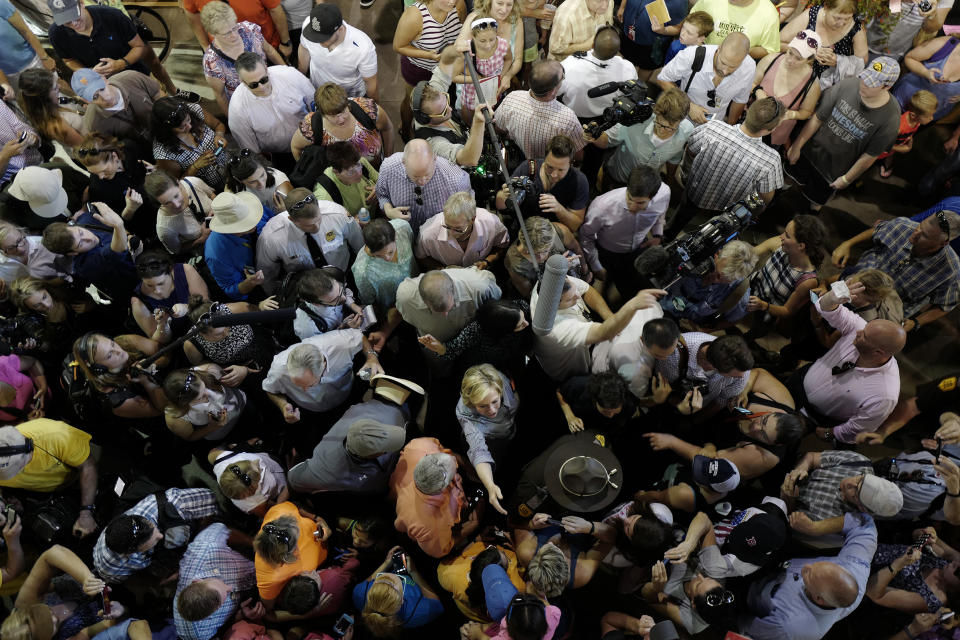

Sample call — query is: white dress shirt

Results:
[657,44,755,120]
[262,329,363,412]
[255,207,364,294]
[299,20,378,96]
[559,51,639,118]
[228,65,315,153]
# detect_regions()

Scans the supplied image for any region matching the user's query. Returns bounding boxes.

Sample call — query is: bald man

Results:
[374,140,473,235]
[559,26,639,119]
[396,267,501,343]
[656,32,756,125]
[740,512,877,640]
[789,280,905,444]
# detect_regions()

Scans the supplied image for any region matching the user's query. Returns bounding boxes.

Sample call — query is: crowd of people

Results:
[1,0,960,638]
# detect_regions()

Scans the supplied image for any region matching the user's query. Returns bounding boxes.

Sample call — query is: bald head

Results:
[593,27,621,60]
[720,31,750,60]
[530,60,563,98]
[864,319,907,358]
[803,561,859,608]
[402,139,436,186]
[419,271,455,313]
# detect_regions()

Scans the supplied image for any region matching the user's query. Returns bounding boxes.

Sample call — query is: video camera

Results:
[583,80,655,139]
[634,194,764,289]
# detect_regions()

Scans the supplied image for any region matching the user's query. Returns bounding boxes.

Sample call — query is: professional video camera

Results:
[503,175,534,210]
[635,194,764,289]
[583,80,655,139]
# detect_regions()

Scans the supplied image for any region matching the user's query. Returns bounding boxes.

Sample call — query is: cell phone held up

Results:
[913,532,931,551]
[332,613,353,637]
[392,550,409,575]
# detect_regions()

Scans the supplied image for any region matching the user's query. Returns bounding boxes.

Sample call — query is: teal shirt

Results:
[604,113,693,184]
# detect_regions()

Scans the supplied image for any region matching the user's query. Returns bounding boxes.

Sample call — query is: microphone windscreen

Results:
[532,254,569,337]
[634,245,670,276]
[586,81,621,98]
[208,307,297,327]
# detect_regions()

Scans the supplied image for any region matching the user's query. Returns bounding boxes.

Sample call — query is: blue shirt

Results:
[740,513,877,640]
[664,38,685,65]
[620,0,687,47]
[71,211,138,301]
[662,275,749,324]
[204,209,273,300]
[352,577,444,628]
[914,197,960,255]
[0,0,36,74]
[95,619,177,640]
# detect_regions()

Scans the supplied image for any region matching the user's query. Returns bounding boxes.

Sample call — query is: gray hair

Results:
[413,452,456,494]
[199,1,236,34]
[718,240,758,282]
[443,192,477,223]
[286,343,326,380]
[527,542,570,598]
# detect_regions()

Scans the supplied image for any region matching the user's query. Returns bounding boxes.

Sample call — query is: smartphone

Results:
[936,437,944,464]
[100,586,111,616]
[213,145,224,157]
[332,613,353,637]
[545,518,564,526]
[941,611,955,622]
[243,266,256,276]
[913,532,931,550]
[4,505,14,526]
[392,550,409,574]
[809,289,820,304]
[733,406,752,415]
[18,131,27,143]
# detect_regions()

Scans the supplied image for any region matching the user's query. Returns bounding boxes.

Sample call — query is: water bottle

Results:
[358,207,371,224]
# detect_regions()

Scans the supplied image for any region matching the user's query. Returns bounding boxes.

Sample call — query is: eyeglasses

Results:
[441,220,473,235]
[76,146,117,157]
[654,118,678,132]
[229,148,253,166]
[706,89,717,108]
[705,590,735,607]
[317,283,345,307]
[423,94,451,120]
[795,31,820,49]
[245,74,270,89]
[290,193,316,213]
[164,102,189,126]
[936,211,951,239]
[2,235,27,252]
[414,186,423,206]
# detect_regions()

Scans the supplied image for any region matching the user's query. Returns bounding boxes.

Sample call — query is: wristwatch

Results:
[80,504,96,513]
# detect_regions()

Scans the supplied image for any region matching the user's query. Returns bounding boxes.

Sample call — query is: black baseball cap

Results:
[303,4,343,43]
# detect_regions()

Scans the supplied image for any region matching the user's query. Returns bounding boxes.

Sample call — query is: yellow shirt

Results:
[0,420,91,492]
[549,0,614,61]
[691,0,781,54]
[437,541,526,621]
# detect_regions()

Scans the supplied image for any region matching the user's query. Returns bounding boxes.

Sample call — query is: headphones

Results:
[77,332,109,375]
[0,437,34,458]
[411,81,432,125]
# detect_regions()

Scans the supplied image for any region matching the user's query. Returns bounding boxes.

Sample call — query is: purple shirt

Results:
[803,301,900,443]
[578,183,671,272]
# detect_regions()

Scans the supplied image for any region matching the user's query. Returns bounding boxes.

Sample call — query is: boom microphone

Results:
[206,307,296,328]
[532,255,569,337]
[586,82,622,98]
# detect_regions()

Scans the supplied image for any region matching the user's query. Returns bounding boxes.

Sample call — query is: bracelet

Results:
[589,521,595,534]
[122,58,131,69]
[903,624,917,640]
[763,301,770,311]
[366,350,378,357]
[887,563,897,574]
[80,504,96,513]
[839,175,849,185]
[280,40,291,46]
[947,489,960,497]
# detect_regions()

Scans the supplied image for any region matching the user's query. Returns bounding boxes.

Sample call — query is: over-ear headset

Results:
[77,332,109,375]
[0,437,34,458]
[411,81,432,126]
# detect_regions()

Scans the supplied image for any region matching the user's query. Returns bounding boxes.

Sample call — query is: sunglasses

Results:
[706,88,717,108]
[705,590,735,607]
[290,193,316,212]
[263,523,292,547]
[229,148,253,166]
[164,102,189,126]
[229,463,252,487]
[471,17,498,30]
[246,75,270,89]
[796,31,820,49]
[182,370,196,399]
[414,185,423,206]
[936,210,951,238]
[76,146,117,157]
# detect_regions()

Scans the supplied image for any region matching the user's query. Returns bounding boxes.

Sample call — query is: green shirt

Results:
[313,157,379,217]
[690,0,780,55]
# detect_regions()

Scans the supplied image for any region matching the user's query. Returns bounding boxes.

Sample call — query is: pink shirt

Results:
[415,208,510,267]
[485,604,562,639]
[802,301,900,443]
[0,355,33,423]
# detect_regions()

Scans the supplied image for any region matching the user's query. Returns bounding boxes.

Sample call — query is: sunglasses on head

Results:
[229,464,252,486]
[164,102,189,126]
[76,146,117,158]
[796,31,820,49]
[414,185,423,206]
[705,590,735,607]
[246,75,270,89]
[936,210,951,238]
[230,148,253,166]
[182,370,196,399]
[290,193,316,212]
[263,523,292,547]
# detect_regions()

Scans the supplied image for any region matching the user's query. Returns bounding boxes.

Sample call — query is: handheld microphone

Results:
[586,82,622,98]
[532,254,569,337]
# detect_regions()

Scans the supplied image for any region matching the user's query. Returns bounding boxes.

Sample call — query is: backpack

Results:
[315,163,371,207]
[288,101,377,190]
[60,355,110,426]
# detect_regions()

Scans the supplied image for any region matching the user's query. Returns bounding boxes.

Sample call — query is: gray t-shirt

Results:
[805,76,900,181]
[663,560,712,635]
[866,0,955,59]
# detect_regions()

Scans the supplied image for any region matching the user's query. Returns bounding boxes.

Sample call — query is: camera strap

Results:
[683,46,707,94]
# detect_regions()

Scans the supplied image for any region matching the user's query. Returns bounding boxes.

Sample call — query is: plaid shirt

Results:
[750,248,818,308]
[797,450,874,521]
[93,488,219,583]
[853,217,960,317]
[494,91,587,161]
[686,120,784,211]
[175,523,256,640]
[375,152,473,235]
[652,331,748,407]
[0,100,41,185]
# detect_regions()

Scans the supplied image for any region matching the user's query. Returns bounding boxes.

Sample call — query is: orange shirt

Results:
[255,501,328,600]
[437,541,526,621]
[181,0,282,46]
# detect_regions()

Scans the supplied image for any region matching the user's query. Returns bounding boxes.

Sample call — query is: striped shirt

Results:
[375,152,473,234]
[408,1,462,71]
[0,100,40,185]
[750,248,817,308]
[796,450,873,521]
[685,120,783,211]
[653,331,749,407]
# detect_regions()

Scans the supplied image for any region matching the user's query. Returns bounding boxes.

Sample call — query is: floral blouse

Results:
[202,21,267,103]
[298,97,383,165]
